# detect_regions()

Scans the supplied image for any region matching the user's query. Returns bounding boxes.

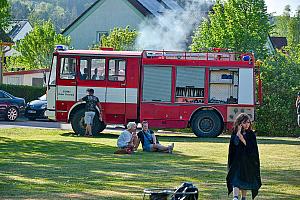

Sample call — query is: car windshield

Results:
[1,90,14,98]
[39,94,47,101]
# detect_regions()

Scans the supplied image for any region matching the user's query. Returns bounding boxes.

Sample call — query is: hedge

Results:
[255,47,300,137]
[0,84,46,103]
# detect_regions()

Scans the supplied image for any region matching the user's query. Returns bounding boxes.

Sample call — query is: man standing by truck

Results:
[79,88,101,136]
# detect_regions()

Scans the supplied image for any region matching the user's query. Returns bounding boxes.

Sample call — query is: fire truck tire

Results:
[71,109,106,136]
[191,110,223,137]
[93,115,107,134]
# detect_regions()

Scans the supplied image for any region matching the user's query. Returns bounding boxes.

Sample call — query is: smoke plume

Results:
[135,0,213,51]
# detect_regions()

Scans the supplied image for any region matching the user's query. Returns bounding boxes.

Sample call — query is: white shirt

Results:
[117,130,132,148]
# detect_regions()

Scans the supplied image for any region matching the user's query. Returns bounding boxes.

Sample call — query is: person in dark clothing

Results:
[296,92,300,127]
[92,68,98,80]
[137,121,174,153]
[81,68,88,80]
[226,113,261,200]
[79,88,102,136]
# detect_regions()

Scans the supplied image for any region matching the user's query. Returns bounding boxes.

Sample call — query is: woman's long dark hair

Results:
[233,113,252,133]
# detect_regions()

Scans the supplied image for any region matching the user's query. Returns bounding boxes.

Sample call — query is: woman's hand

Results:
[237,125,246,146]
[236,125,242,137]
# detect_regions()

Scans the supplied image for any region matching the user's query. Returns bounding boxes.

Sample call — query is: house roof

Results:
[4,68,50,76]
[7,19,31,39]
[270,37,287,50]
[0,29,13,44]
[132,0,183,16]
[62,0,182,34]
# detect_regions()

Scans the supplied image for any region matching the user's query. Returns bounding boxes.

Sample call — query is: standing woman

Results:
[226,113,262,200]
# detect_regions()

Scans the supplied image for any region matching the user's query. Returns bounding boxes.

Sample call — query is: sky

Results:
[265,0,300,15]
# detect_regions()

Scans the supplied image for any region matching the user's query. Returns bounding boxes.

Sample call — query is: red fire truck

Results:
[46,47,262,137]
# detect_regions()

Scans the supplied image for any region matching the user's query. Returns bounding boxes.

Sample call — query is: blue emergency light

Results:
[55,45,68,51]
[242,55,251,61]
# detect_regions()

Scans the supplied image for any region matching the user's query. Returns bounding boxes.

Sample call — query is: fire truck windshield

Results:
[49,56,57,85]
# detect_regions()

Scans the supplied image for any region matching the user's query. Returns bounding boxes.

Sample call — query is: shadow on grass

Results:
[60,131,300,146]
[0,134,299,199]
[0,136,226,199]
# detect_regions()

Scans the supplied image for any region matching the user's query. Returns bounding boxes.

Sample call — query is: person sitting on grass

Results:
[116,122,139,153]
[137,121,174,153]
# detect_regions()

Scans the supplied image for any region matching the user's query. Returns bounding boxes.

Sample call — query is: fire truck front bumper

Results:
[45,110,56,120]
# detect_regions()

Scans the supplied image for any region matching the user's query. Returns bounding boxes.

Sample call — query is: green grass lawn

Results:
[0,128,299,200]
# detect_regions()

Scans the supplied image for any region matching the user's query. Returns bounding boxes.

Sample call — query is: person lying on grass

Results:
[136,121,174,153]
[116,122,139,153]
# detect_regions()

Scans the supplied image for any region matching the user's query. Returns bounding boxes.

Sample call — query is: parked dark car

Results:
[0,90,26,121]
[25,94,47,120]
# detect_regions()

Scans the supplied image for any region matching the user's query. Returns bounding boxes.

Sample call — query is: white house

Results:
[5,19,33,56]
[62,0,182,49]
[3,69,50,87]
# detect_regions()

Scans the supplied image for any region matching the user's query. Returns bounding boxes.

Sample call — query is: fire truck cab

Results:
[46,47,261,137]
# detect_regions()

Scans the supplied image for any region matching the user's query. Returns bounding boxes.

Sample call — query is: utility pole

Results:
[0,43,12,84]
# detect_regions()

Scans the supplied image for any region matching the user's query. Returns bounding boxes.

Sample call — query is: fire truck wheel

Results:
[71,109,106,136]
[191,110,223,137]
[92,115,106,135]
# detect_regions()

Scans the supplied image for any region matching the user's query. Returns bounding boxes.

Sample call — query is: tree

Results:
[98,26,138,51]
[10,0,31,20]
[272,5,300,46]
[9,0,97,32]
[7,21,71,69]
[0,0,10,30]
[190,0,271,58]
[287,7,300,46]
[256,45,300,136]
[29,2,72,32]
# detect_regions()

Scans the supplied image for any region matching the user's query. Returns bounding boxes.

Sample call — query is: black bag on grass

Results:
[172,182,198,200]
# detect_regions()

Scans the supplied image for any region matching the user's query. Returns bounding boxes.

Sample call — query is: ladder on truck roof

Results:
[142,49,254,62]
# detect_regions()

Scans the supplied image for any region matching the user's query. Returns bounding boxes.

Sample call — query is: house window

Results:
[32,78,44,87]
[97,31,109,43]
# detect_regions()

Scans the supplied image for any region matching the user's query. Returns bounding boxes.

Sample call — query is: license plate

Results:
[28,110,36,113]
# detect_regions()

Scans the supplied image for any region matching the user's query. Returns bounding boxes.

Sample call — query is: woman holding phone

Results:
[226,113,262,200]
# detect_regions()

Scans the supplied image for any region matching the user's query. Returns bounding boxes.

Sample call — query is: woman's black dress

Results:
[226,130,262,199]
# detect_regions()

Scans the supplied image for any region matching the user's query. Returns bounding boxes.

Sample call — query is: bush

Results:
[0,84,46,103]
[255,46,300,137]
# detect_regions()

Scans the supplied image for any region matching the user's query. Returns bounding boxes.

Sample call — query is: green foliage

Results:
[0,84,46,102]
[0,129,299,199]
[9,0,97,32]
[0,0,10,30]
[272,6,300,46]
[190,0,271,58]
[28,2,72,33]
[256,45,300,136]
[99,26,138,51]
[7,21,70,69]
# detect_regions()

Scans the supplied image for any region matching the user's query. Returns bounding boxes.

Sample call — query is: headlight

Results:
[41,104,47,109]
